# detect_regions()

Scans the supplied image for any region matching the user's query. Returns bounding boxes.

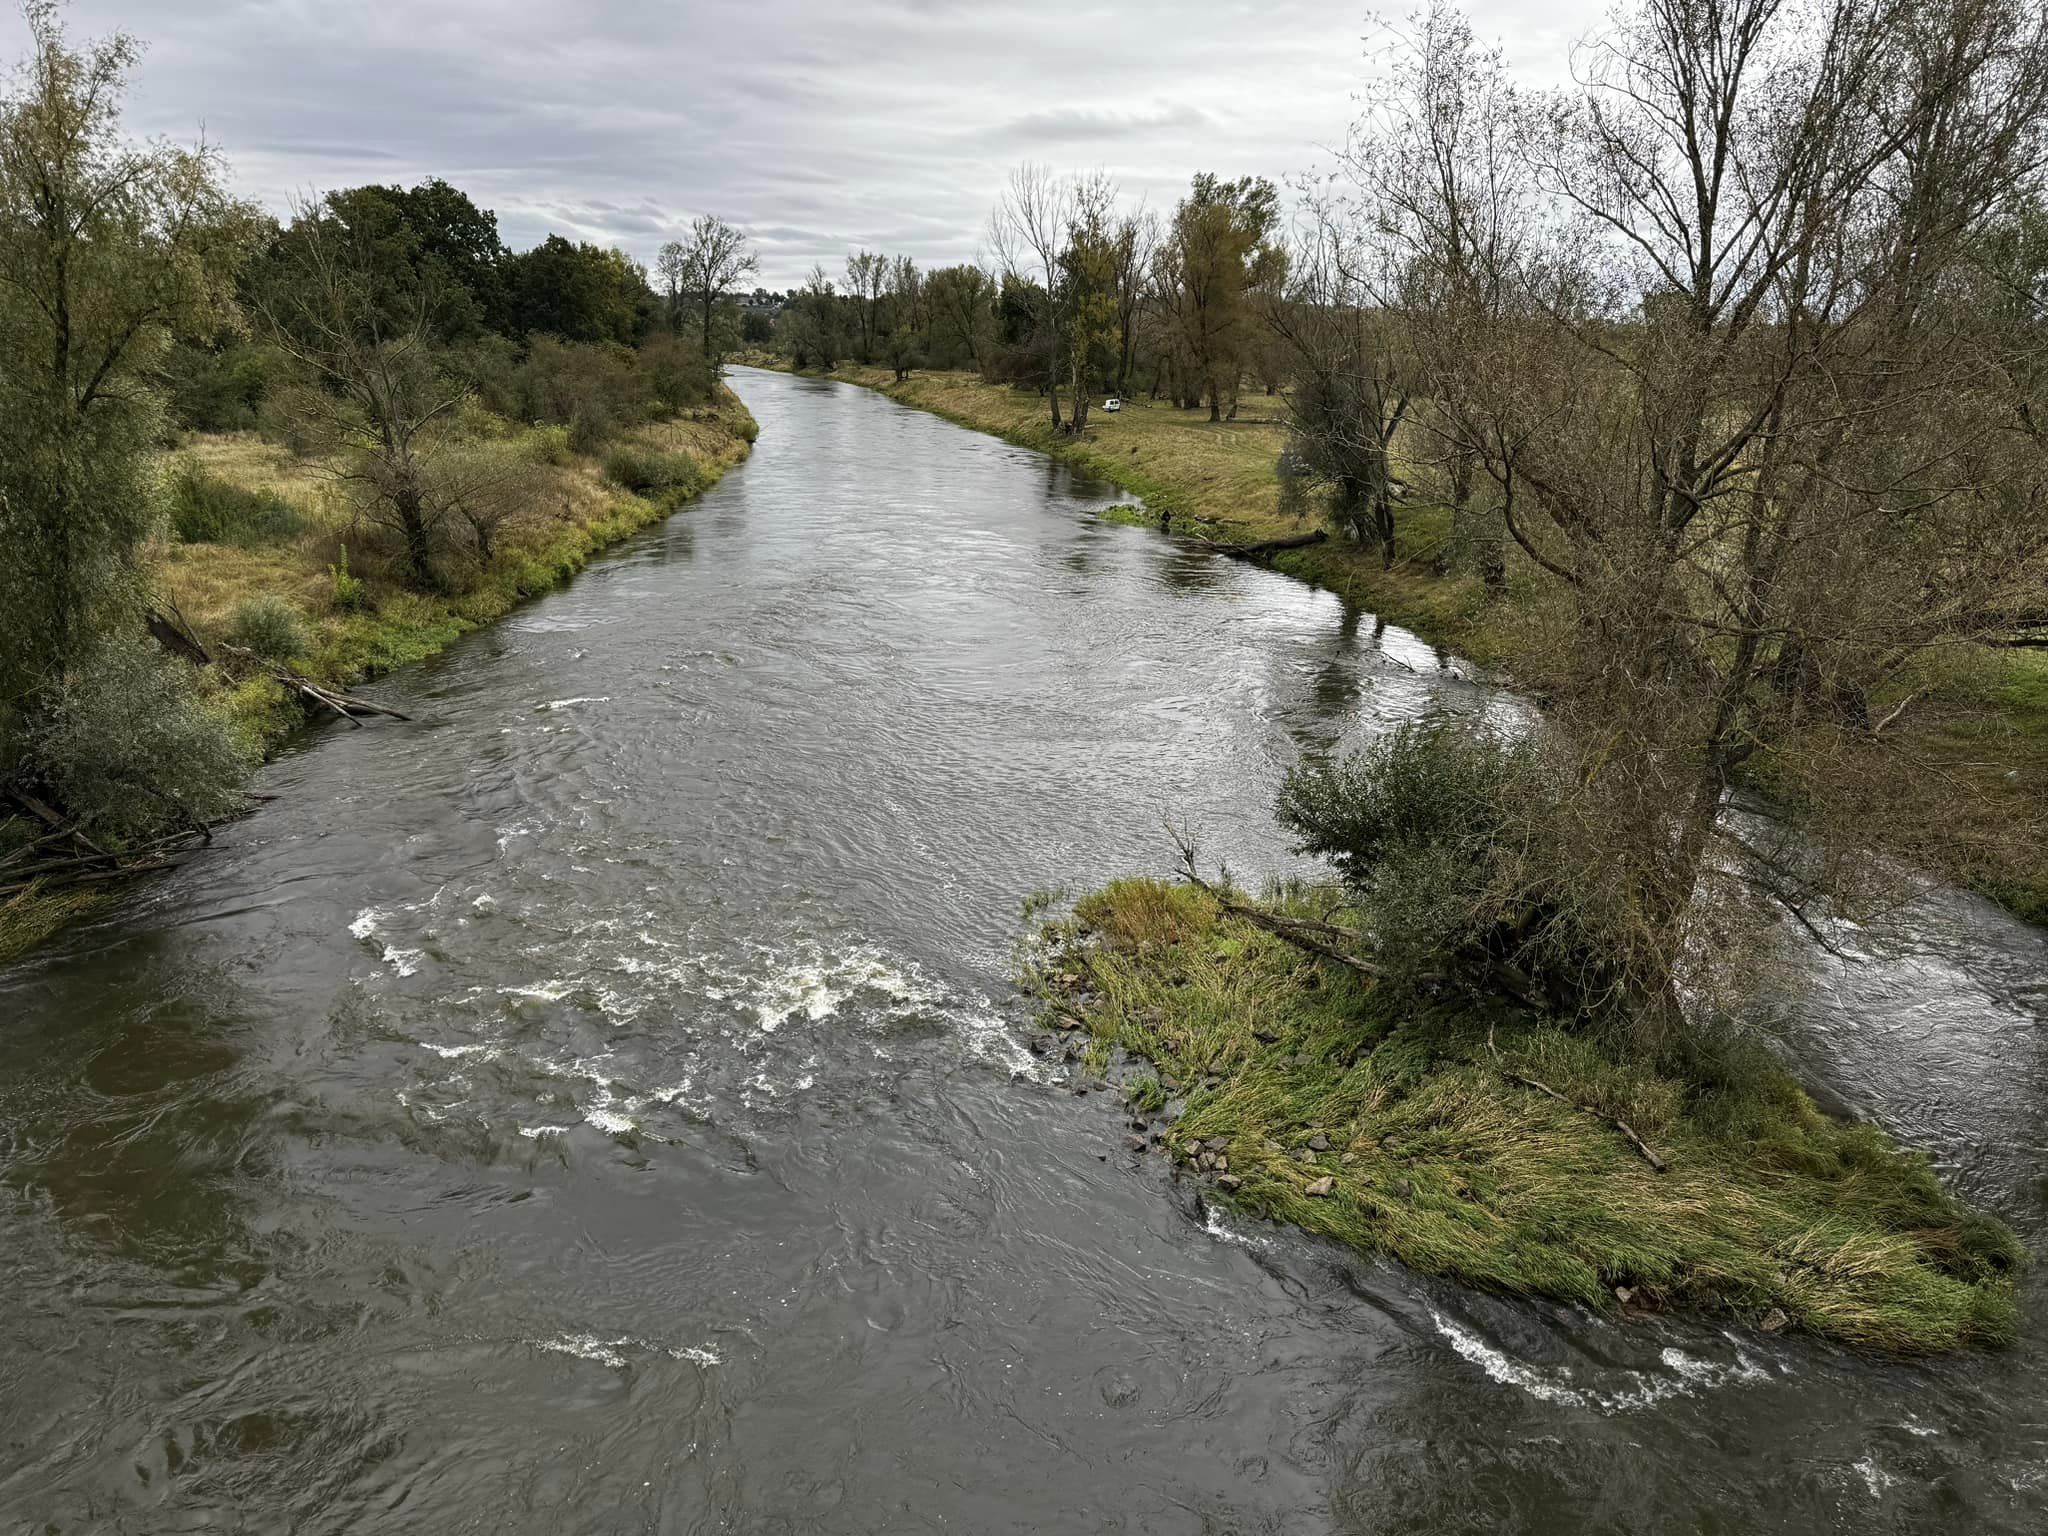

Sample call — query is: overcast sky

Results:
[50,0,1607,288]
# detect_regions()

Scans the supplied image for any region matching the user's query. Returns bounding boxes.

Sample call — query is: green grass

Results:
[171,390,758,754]
[1031,877,2024,1354]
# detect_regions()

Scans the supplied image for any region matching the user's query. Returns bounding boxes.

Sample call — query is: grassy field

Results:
[0,390,756,965]
[752,359,2045,922]
[1034,878,2024,1353]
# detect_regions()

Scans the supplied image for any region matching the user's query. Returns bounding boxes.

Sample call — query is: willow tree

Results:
[0,0,254,796]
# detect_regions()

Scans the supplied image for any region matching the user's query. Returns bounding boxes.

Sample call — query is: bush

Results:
[602,446,702,499]
[330,544,368,611]
[166,461,304,546]
[226,594,308,659]
[161,341,285,432]
[32,640,254,844]
[1279,721,1684,1027]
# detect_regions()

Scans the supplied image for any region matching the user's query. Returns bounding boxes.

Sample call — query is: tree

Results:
[659,214,757,366]
[0,0,254,749]
[1270,228,1411,566]
[310,178,507,341]
[992,164,1074,428]
[1109,208,1158,397]
[501,235,649,344]
[843,249,886,364]
[878,253,926,380]
[1158,173,1283,420]
[1060,174,1122,433]
[790,263,840,370]
[256,203,470,587]
[924,262,997,370]
[1429,0,2048,1037]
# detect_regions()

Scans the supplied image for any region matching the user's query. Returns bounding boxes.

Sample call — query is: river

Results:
[3,366,2046,1533]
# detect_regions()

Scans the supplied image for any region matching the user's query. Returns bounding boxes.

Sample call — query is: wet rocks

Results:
[1760,1307,1790,1334]
[1306,1132,1330,1153]
[1216,1174,1243,1192]
[1123,1134,1148,1153]
[1305,1176,1336,1198]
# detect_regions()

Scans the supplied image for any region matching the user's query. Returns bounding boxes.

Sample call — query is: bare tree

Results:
[661,214,757,366]
[1110,207,1159,398]
[991,164,1074,429]
[1444,0,2048,1032]
[1269,223,1411,565]
[844,249,887,364]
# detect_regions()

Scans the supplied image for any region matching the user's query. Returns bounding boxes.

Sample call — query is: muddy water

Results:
[3,367,2045,1534]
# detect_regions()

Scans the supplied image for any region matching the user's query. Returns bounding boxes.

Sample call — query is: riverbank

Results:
[0,388,757,964]
[748,360,2046,924]
[1033,877,2025,1354]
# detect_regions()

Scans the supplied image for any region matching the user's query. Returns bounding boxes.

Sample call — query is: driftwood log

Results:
[1185,529,1328,561]
[1,788,210,900]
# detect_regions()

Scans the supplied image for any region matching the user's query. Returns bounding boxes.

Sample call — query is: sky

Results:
[49,0,1609,288]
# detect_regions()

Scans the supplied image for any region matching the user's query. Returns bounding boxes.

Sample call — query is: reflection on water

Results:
[2,367,2045,1533]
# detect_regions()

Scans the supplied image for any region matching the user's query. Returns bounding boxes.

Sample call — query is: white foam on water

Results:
[537,696,610,712]
[501,978,575,1003]
[1429,1311,1770,1414]
[382,945,424,978]
[530,1333,720,1369]
[518,1124,569,1140]
[348,908,383,941]
[1201,1206,1276,1253]
[422,1042,497,1061]
[1854,1455,1897,1499]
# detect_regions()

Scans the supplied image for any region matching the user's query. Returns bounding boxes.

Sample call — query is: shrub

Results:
[330,544,368,612]
[227,594,308,660]
[165,461,304,546]
[521,424,574,466]
[32,639,254,844]
[161,341,285,432]
[1278,722,1661,1025]
[602,446,702,499]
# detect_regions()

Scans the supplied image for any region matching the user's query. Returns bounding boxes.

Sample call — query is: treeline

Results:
[0,1,759,892]
[774,168,1285,433]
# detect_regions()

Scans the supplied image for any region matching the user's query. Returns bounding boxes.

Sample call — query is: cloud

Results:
[49,0,1611,287]
[990,101,1214,143]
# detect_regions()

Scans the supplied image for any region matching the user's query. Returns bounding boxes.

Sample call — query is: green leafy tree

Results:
[0,0,255,777]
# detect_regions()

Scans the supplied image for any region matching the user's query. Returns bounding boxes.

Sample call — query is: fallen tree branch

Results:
[216,645,412,725]
[1167,824,1384,979]
[1491,1042,1669,1173]
[146,605,212,667]
[1184,529,1329,561]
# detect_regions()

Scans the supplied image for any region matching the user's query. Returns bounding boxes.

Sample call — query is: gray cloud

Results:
[52,0,1607,287]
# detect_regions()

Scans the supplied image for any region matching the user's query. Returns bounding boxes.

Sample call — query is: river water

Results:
[3,367,2046,1533]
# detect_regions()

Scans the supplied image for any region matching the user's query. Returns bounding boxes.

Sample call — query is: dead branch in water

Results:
[1184,529,1328,561]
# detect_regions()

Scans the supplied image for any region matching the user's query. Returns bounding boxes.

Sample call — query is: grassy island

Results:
[1033,877,2024,1354]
